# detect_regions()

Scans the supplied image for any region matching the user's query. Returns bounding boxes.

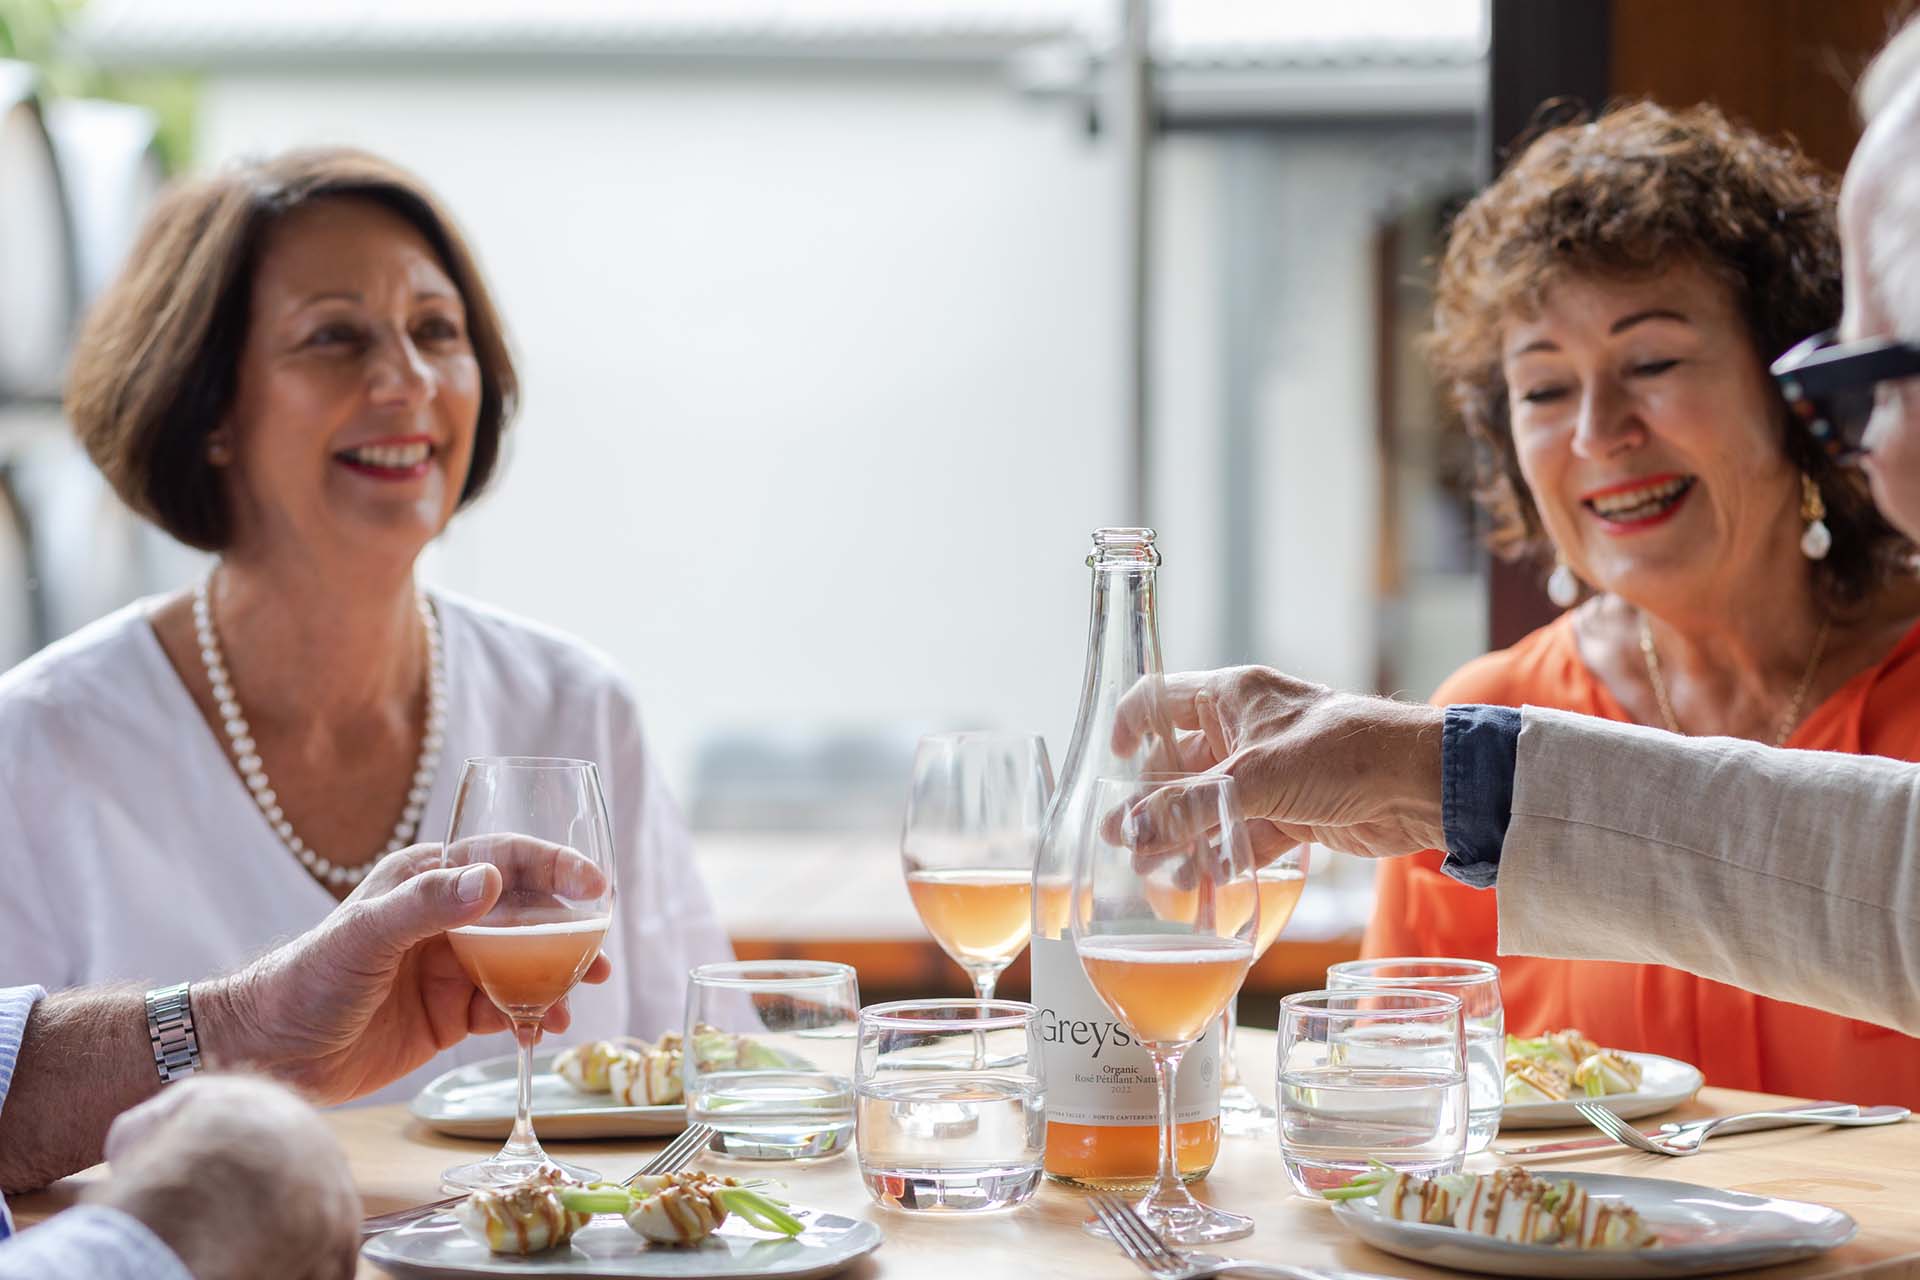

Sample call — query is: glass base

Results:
[1218,1084,1276,1137]
[1084,1194,1256,1245]
[441,1152,600,1193]
[861,1162,1043,1213]
[705,1118,854,1161]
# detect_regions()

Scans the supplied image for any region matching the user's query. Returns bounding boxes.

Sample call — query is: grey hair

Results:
[1860,16,1920,341]
[1859,14,1920,122]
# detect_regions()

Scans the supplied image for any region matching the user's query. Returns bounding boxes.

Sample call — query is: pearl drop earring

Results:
[1547,555,1581,608]
[1800,473,1832,561]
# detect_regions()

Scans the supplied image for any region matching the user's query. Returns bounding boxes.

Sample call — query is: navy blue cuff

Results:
[1439,704,1521,888]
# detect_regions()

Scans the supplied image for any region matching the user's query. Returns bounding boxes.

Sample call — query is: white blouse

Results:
[0,590,731,1104]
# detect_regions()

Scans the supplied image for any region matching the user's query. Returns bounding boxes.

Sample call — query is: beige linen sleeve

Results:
[1495,706,1920,1034]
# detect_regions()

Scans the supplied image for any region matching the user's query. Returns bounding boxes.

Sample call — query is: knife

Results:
[1494,1101,1866,1156]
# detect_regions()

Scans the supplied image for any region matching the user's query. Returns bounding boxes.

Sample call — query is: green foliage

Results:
[0,0,198,172]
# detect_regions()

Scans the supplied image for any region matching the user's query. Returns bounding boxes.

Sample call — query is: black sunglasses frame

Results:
[1772,329,1920,463]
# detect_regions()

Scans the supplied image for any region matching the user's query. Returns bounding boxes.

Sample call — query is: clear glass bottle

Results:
[1031,528,1221,1188]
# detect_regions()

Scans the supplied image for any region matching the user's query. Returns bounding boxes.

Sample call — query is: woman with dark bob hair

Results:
[0,148,727,1101]
[1366,102,1920,1108]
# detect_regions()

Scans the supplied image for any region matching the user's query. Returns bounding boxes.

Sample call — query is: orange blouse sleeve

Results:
[1360,643,1553,964]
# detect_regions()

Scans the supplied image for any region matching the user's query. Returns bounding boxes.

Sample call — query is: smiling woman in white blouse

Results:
[0,148,728,1102]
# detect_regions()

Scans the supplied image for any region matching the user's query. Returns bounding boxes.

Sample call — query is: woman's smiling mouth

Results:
[1580,473,1697,531]
[334,437,435,480]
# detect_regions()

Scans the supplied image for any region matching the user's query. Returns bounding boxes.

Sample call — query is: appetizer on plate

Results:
[453,1167,593,1255]
[552,1025,792,1107]
[453,1170,804,1256]
[1327,1165,1660,1250]
[1505,1029,1644,1103]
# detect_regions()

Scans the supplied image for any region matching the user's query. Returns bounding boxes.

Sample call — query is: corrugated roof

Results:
[73,0,1485,71]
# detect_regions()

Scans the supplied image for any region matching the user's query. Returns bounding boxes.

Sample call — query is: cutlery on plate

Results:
[1573,1102,1906,1156]
[358,1120,716,1239]
[1086,1190,1400,1280]
[1495,1101,1866,1156]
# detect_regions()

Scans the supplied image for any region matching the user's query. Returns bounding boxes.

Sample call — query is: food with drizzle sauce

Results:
[1327,1165,1660,1250]
[452,1167,593,1255]
[1505,1029,1645,1103]
[554,1026,792,1106]
[454,1169,806,1255]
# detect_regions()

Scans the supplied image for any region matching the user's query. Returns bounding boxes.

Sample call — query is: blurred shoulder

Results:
[0,597,172,727]
[1429,611,1585,709]
[431,590,641,719]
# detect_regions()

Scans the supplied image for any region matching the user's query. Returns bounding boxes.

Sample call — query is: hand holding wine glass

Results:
[439,757,616,1192]
[1072,774,1259,1244]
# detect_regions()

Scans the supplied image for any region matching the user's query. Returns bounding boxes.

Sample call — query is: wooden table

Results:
[14,1032,1920,1278]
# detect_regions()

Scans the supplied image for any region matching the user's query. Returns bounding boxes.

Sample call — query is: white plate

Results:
[1332,1171,1856,1278]
[1501,1053,1704,1131]
[363,1204,882,1280]
[411,1051,683,1140]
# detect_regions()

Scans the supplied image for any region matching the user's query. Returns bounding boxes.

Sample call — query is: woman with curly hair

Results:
[1364,101,1920,1105]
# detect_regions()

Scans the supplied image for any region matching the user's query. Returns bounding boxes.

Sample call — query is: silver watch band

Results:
[145,982,201,1084]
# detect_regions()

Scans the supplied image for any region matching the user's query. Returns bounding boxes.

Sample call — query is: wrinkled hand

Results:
[89,1075,358,1280]
[199,841,613,1105]
[1110,666,1447,862]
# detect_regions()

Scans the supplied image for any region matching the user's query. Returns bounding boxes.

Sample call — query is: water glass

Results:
[855,999,1046,1213]
[1276,988,1467,1195]
[1326,957,1503,1153]
[685,960,859,1160]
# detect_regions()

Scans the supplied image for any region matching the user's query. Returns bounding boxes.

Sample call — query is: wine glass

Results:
[1218,846,1311,1136]
[901,732,1054,1005]
[1073,773,1259,1244]
[439,757,616,1192]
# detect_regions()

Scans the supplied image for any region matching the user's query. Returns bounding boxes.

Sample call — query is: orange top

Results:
[1365,611,1920,1107]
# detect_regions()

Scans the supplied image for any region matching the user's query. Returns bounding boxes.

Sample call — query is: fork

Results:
[359,1121,716,1238]
[1086,1191,1399,1280]
[1574,1100,1905,1155]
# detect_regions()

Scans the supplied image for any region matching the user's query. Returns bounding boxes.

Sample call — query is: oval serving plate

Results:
[411,1050,683,1141]
[364,1204,882,1280]
[1501,1053,1705,1131]
[1331,1170,1855,1278]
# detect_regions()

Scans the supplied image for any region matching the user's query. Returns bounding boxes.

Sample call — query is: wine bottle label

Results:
[1030,935,1221,1125]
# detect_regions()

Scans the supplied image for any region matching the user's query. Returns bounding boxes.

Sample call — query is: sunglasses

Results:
[1772,329,1920,463]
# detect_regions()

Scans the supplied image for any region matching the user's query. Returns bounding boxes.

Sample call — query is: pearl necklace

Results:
[1638,611,1830,749]
[193,574,446,890]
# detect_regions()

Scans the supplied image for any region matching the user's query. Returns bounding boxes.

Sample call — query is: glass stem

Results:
[502,1017,544,1162]
[1148,1045,1186,1202]
[969,969,997,1067]
[1220,1002,1242,1089]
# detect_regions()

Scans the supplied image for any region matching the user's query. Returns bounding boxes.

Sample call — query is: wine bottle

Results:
[1031,528,1221,1188]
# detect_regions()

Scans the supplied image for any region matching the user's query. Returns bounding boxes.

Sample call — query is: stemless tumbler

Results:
[1276,988,1467,1195]
[855,999,1046,1213]
[1327,957,1503,1152]
[685,960,859,1159]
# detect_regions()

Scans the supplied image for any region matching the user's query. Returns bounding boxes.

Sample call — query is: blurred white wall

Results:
[195,66,1150,796]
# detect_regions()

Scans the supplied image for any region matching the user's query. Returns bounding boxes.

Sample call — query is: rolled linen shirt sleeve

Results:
[1439,705,1521,888]
[0,985,46,1243]
[0,1206,194,1280]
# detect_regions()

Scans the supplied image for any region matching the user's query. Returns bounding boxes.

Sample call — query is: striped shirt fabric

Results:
[0,985,47,1244]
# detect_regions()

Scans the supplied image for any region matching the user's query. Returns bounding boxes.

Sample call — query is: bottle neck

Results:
[1055,562,1166,796]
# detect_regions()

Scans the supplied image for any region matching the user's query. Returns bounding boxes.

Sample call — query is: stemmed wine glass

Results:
[1218,846,1311,1135]
[439,757,616,1193]
[1073,773,1259,1244]
[901,732,1054,1004]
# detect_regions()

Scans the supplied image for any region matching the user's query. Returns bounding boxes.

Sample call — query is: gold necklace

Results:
[1637,612,1831,748]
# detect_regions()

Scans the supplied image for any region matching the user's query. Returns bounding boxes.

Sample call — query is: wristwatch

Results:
[145,982,201,1084]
